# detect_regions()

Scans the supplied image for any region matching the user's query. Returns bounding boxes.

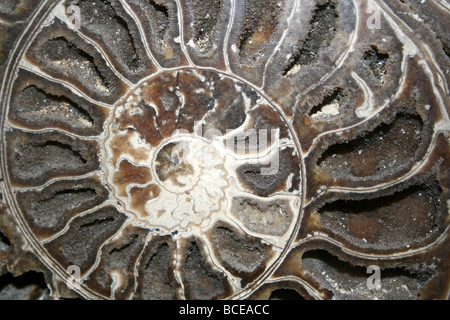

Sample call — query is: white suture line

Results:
[174,0,195,67]
[223,0,236,73]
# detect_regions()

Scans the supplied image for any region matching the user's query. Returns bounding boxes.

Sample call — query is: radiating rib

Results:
[173,238,186,300]
[316,132,448,198]
[199,232,242,292]
[301,85,397,158]
[374,0,449,123]
[79,219,133,283]
[419,43,450,123]
[5,122,104,141]
[174,0,195,67]
[68,23,135,87]
[257,276,326,300]
[51,1,135,86]
[18,60,114,109]
[286,0,360,105]
[297,31,411,153]
[261,0,300,90]
[433,0,450,12]
[117,0,165,71]
[129,232,153,300]
[222,0,236,73]
[223,208,292,250]
[38,199,120,246]
[10,170,103,192]
[295,227,449,261]
[375,1,450,120]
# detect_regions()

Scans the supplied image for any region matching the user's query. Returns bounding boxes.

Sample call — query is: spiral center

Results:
[150,135,228,230]
[101,69,240,234]
[153,137,221,193]
[101,68,301,237]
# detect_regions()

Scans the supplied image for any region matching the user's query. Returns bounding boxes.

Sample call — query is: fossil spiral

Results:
[0,0,449,300]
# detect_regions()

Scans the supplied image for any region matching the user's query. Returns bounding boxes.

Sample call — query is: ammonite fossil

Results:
[0,0,449,300]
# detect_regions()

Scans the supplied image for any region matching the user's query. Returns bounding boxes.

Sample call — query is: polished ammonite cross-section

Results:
[0,0,448,300]
[102,69,301,238]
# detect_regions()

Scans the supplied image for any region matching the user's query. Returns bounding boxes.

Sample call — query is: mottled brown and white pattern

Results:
[0,0,449,300]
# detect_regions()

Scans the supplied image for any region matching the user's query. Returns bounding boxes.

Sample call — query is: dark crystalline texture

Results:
[0,0,448,300]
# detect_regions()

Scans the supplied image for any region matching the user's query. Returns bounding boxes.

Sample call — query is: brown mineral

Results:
[0,0,448,300]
